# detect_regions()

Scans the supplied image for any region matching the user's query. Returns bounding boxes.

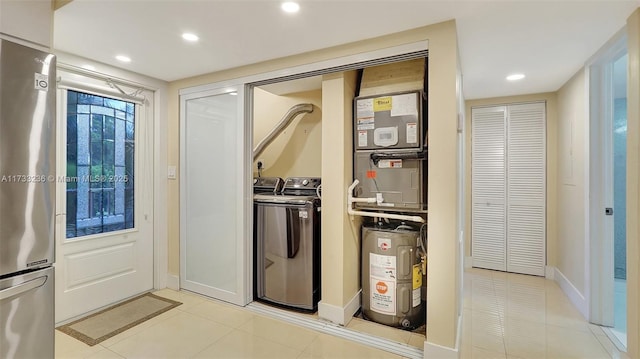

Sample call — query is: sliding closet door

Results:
[471,106,507,271]
[180,87,250,305]
[506,103,546,276]
[471,102,546,276]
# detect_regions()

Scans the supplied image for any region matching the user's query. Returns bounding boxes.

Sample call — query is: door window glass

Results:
[66,90,135,238]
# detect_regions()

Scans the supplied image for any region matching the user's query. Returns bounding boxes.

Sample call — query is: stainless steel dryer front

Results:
[253,177,321,312]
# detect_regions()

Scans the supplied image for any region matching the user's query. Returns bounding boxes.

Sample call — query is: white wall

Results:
[0,0,53,49]
[555,69,589,316]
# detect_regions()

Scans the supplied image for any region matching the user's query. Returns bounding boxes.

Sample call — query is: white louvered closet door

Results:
[471,102,546,276]
[471,106,507,271]
[506,103,546,276]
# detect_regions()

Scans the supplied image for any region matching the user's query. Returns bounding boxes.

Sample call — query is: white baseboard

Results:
[424,341,459,359]
[554,268,588,319]
[464,256,472,269]
[422,314,461,359]
[545,266,555,280]
[318,290,361,326]
[166,273,180,290]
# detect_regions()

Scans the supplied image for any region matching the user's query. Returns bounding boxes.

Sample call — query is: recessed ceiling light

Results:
[115,55,131,63]
[281,1,300,13]
[506,73,525,81]
[182,33,199,42]
[229,92,238,96]
[82,65,96,71]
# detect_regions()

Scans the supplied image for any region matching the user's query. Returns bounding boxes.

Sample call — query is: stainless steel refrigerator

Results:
[0,38,56,359]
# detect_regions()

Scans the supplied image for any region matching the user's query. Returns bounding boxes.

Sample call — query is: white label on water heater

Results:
[371,278,396,315]
[412,288,421,307]
[370,253,397,315]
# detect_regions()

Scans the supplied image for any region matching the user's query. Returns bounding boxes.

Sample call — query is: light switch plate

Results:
[167,165,177,180]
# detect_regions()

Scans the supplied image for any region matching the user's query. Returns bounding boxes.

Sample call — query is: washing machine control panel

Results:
[282,177,321,196]
[253,177,283,194]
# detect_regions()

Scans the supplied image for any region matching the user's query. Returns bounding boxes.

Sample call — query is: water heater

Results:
[361,221,425,329]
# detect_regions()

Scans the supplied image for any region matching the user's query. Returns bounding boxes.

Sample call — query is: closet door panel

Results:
[471,106,507,271]
[506,103,546,276]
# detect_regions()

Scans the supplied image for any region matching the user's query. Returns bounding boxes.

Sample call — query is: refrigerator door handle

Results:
[0,276,47,301]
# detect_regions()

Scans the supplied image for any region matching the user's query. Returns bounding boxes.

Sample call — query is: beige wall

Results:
[54,0,72,10]
[423,20,460,349]
[626,8,640,358]
[253,88,322,178]
[556,70,588,296]
[465,93,559,269]
[167,20,462,350]
[319,71,360,310]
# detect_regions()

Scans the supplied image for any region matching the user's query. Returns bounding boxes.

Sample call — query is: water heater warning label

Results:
[370,253,396,315]
[371,279,395,315]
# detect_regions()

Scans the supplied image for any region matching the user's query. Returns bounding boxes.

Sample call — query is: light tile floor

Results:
[55,288,406,359]
[610,278,627,348]
[55,269,628,358]
[461,268,629,359]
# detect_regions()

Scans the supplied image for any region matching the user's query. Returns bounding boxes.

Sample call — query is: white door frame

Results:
[54,68,158,322]
[587,29,627,327]
[54,56,169,294]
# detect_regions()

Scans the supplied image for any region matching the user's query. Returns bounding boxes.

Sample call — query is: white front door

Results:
[54,82,154,323]
[179,86,250,306]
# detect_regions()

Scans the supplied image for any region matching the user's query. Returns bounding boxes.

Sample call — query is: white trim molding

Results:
[545,265,556,280]
[423,312,463,359]
[554,267,589,319]
[464,256,473,269]
[318,290,361,326]
[424,341,459,359]
[166,274,180,291]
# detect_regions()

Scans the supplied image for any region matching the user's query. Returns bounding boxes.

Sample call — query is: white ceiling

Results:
[53,0,640,100]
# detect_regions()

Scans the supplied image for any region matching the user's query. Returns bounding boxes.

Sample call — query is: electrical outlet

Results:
[257,159,266,170]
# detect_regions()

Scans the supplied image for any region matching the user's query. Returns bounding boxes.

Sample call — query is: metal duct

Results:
[253,103,314,159]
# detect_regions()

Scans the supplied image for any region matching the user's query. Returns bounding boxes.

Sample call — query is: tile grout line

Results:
[492,276,509,358]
